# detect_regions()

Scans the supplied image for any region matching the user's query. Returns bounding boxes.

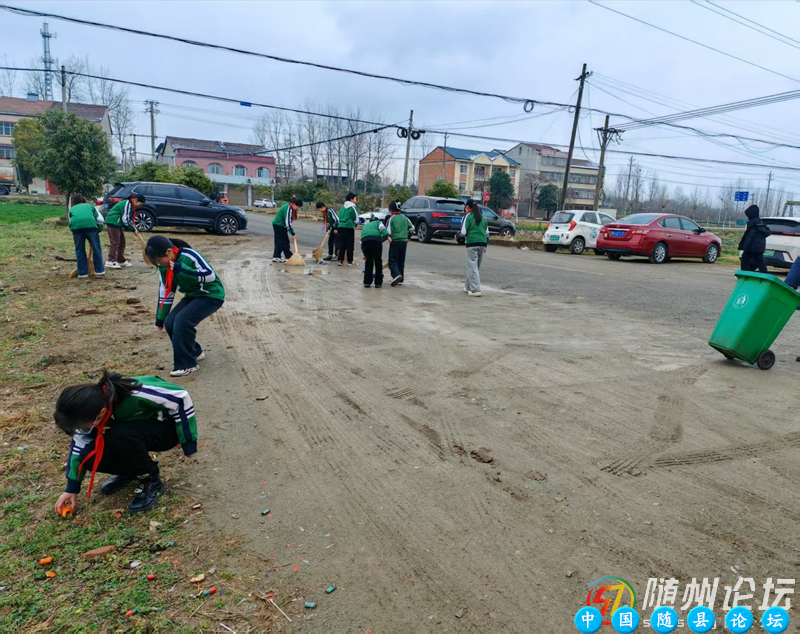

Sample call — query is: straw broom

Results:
[135,230,151,265]
[285,237,305,266]
[312,231,330,261]
[69,248,96,278]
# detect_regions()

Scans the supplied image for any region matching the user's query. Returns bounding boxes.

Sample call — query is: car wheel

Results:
[417,221,432,243]
[544,245,558,253]
[501,227,513,237]
[217,214,239,236]
[593,249,605,256]
[650,242,668,264]
[703,243,720,264]
[134,210,155,232]
[606,253,622,261]
[569,236,586,255]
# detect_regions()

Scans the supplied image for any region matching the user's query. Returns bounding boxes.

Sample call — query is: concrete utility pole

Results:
[765,171,773,214]
[623,155,634,214]
[132,135,137,167]
[559,63,591,211]
[593,116,622,211]
[402,109,414,187]
[60,65,67,111]
[441,132,448,180]
[145,101,159,160]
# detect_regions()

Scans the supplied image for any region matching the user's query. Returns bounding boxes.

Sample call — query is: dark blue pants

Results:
[786,257,800,288]
[272,224,292,259]
[164,296,224,370]
[72,228,105,277]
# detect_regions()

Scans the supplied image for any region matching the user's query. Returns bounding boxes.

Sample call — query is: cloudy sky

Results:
[2,1,800,198]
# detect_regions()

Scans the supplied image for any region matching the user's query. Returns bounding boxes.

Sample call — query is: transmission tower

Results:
[40,21,56,100]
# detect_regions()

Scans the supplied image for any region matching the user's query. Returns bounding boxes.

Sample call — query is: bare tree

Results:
[54,55,87,103]
[630,163,644,213]
[252,110,296,182]
[0,55,18,97]
[298,99,322,181]
[84,63,132,154]
[24,56,48,98]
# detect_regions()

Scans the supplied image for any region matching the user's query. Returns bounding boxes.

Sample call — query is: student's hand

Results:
[333,230,338,235]
[168,260,175,270]
[388,238,393,243]
[155,326,164,332]
[55,492,76,515]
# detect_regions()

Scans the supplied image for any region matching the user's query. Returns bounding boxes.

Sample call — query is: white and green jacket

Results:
[64,376,198,493]
[156,247,225,327]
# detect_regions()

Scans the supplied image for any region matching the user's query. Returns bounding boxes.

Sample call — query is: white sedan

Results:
[544,210,617,255]
[253,199,277,209]
[357,208,390,226]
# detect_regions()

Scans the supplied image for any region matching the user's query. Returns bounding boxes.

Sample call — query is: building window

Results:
[492,167,502,175]
[0,145,15,159]
[207,163,222,175]
[510,169,516,178]
[233,165,246,176]
[256,167,271,178]
[0,122,14,136]
[474,166,486,179]
[460,164,468,174]
[518,146,522,155]
[181,160,198,168]
[459,182,466,191]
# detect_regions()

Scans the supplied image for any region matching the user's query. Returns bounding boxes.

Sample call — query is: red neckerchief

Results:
[160,249,180,310]
[129,197,136,224]
[78,403,113,498]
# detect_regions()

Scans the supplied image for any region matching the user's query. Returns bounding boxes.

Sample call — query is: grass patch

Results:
[0,202,67,224]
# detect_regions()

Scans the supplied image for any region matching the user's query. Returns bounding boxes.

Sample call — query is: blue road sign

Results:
[734,191,749,202]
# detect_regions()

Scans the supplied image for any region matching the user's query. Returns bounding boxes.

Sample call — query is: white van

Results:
[762,217,800,270]
[544,210,618,255]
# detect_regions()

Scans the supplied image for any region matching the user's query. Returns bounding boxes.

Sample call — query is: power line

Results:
[704,1,800,46]
[691,1,800,49]
[588,1,800,84]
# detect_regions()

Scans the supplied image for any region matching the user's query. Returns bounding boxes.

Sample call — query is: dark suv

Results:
[401,196,465,242]
[456,206,516,243]
[104,182,248,235]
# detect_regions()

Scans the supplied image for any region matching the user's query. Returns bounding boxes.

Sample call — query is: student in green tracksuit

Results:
[317,201,339,260]
[145,236,225,377]
[272,197,303,261]
[53,370,199,514]
[105,193,145,268]
[360,214,390,287]
[460,199,489,297]
[68,194,105,279]
[386,201,414,286]
[337,192,359,266]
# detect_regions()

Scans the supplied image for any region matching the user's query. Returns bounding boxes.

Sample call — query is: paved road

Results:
[245,214,798,343]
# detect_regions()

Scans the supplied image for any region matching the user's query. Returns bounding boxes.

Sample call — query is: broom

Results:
[135,230,151,265]
[69,248,96,278]
[312,231,330,262]
[285,236,305,266]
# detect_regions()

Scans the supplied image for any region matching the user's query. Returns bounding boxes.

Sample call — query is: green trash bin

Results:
[709,271,800,370]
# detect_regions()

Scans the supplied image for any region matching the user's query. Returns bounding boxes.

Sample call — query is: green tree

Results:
[10,118,43,193]
[314,188,336,208]
[425,179,460,198]
[252,184,273,199]
[388,185,412,204]
[488,171,515,211]
[118,161,172,184]
[34,110,115,205]
[275,182,315,202]
[537,183,559,218]
[171,165,215,196]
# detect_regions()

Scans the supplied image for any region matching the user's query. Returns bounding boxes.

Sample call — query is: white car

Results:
[762,216,800,270]
[544,210,618,255]
[357,208,390,226]
[253,199,277,209]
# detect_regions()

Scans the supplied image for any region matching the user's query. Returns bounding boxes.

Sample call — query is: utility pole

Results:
[402,109,414,187]
[592,116,622,211]
[145,101,159,161]
[559,63,591,211]
[441,131,448,180]
[623,156,634,214]
[40,21,56,100]
[132,135,137,167]
[60,65,67,111]
[765,171,773,214]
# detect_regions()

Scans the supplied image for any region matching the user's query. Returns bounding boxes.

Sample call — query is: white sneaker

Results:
[196,352,205,361]
[272,257,281,262]
[119,261,133,268]
[105,261,121,269]
[170,366,199,377]
[78,275,89,279]
[468,291,482,297]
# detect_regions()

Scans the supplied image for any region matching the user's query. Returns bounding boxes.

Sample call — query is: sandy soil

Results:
[177,238,798,632]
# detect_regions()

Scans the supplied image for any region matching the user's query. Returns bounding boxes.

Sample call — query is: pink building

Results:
[157,136,276,198]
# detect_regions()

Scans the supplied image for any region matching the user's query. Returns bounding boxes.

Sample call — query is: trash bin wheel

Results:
[756,350,776,370]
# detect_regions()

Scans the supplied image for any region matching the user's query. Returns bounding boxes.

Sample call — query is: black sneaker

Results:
[363,284,371,288]
[375,285,383,288]
[391,275,403,287]
[128,478,163,513]
[100,474,136,496]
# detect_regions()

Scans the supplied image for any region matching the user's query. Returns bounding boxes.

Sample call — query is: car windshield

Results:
[550,212,574,224]
[435,201,465,212]
[617,213,661,225]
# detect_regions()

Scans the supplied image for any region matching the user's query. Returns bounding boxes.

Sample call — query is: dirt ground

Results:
[180,237,798,632]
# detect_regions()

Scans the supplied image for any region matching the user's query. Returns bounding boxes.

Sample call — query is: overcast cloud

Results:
[2,1,799,194]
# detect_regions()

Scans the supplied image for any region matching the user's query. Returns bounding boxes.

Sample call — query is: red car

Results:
[597,213,722,264]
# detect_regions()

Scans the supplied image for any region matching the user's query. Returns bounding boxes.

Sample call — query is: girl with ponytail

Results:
[145,236,225,377]
[54,369,199,514]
